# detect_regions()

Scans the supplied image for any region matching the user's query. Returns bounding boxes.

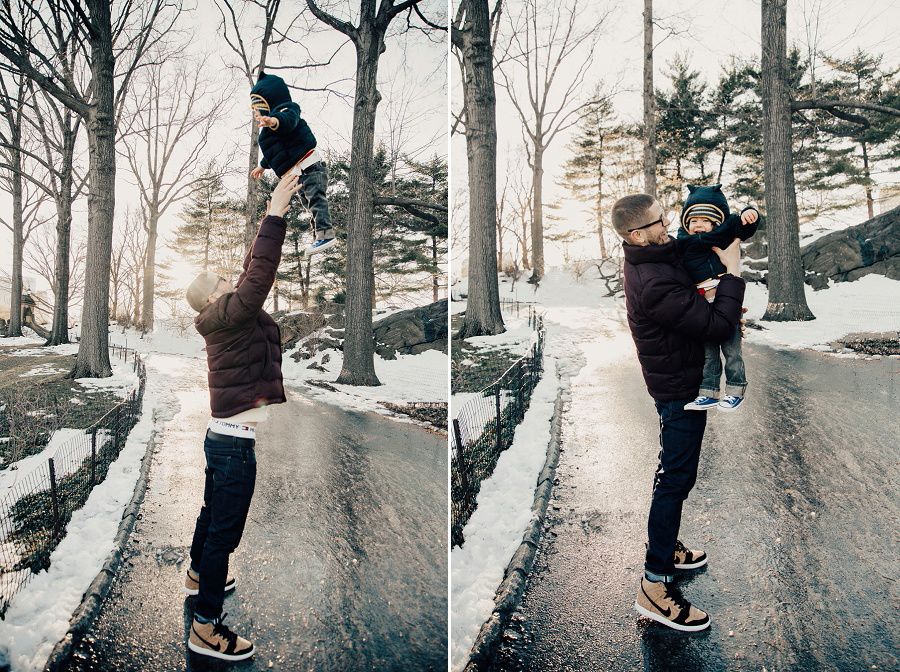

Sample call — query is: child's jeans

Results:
[698,326,747,398]
[289,161,334,241]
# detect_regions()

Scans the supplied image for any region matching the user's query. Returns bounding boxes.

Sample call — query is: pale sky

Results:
[0,0,448,305]
[451,0,900,270]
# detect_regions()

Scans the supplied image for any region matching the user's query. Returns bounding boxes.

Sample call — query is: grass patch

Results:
[451,339,521,393]
[835,335,900,356]
[378,401,448,430]
[0,347,123,467]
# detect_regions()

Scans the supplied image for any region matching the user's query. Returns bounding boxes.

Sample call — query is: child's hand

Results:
[250,166,264,179]
[256,115,277,129]
[741,209,759,225]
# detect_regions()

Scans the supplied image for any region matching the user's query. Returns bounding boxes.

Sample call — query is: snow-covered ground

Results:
[0,318,447,671]
[449,264,900,670]
[0,350,160,671]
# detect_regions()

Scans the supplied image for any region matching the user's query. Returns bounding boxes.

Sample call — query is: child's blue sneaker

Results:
[303,237,336,255]
[684,396,719,411]
[717,395,743,412]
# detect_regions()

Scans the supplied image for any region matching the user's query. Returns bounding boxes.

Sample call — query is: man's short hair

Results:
[611,194,655,239]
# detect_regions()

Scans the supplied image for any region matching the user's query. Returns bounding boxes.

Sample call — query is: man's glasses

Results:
[627,213,670,233]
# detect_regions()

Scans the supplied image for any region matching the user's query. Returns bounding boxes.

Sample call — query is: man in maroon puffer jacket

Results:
[611,193,745,633]
[182,175,302,661]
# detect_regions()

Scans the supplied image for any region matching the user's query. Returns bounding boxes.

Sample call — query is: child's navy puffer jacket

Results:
[676,185,759,285]
[250,72,317,177]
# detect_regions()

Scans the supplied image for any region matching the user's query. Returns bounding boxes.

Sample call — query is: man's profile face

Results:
[208,277,234,304]
[631,200,671,246]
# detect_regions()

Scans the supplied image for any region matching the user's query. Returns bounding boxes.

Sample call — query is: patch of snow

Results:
[450,358,558,672]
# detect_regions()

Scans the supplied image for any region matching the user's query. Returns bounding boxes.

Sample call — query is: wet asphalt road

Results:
[65,381,447,671]
[495,341,900,671]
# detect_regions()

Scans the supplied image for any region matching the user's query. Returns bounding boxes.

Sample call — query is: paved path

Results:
[495,337,900,671]
[66,366,447,672]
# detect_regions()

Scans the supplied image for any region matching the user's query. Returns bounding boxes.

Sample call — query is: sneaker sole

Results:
[674,556,708,570]
[684,404,717,411]
[634,601,710,632]
[717,404,742,412]
[305,239,336,255]
[188,640,254,661]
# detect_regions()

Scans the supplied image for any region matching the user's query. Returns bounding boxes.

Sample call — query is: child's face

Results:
[688,216,714,234]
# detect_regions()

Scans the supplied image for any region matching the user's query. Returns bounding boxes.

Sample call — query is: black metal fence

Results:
[0,345,146,616]
[451,311,545,548]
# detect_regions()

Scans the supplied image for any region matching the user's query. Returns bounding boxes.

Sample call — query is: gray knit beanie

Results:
[186,272,220,312]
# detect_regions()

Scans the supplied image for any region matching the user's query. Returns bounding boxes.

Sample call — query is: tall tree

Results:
[172,164,236,274]
[496,0,608,283]
[760,0,814,321]
[30,84,86,346]
[655,54,713,200]
[643,0,656,197]
[818,50,900,219]
[452,0,504,337]
[0,63,29,337]
[306,0,444,385]
[120,55,229,332]
[560,89,620,257]
[0,0,179,376]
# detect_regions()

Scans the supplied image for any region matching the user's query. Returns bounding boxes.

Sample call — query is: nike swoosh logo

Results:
[193,626,222,651]
[642,584,672,617]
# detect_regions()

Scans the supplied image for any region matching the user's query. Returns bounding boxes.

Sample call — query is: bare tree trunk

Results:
[596,148,606,257]
[141,206,158,332]
[432,235,439,302]
[529,140,544,283]
[71,3,115,378]
[642,0,657,198]
[454,0,505,337]
[761,0,814,322]
[48,190,73,345]
[7,143,23,337]
[861,140,874,219]
[335,26,381,386]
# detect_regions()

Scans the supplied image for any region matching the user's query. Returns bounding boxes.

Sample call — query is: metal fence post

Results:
[91,427,97,486]
[452,419,469,495]
[115,406,121,452]
[48,458,61,538]
[516,362,524,421]
[495,384,502,454]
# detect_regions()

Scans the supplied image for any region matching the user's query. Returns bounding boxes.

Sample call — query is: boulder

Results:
[372,301,448,356]
[801,206,900,287]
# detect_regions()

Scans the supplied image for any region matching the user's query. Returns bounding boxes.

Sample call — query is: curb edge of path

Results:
[464,376,566,672]
[42,433,157,672]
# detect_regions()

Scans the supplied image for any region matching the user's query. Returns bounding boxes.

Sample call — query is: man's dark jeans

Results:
[189,434,257,620]
[297,162,333,240]
[645,398,707,580]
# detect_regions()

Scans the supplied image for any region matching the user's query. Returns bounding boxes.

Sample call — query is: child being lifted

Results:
[250,71,335,256]
[677,184,759,412]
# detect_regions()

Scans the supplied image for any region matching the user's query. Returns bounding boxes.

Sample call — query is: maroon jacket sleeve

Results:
[642,272,745,344]
[216,215,286,325]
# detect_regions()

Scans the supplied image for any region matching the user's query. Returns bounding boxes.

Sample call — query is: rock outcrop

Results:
[801,206,900,289]
[372,300,448,359]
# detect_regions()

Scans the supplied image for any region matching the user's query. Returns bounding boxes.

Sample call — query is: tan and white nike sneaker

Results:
[635,576,710,631]
[188,613,254,661]
[673,540,708,570]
